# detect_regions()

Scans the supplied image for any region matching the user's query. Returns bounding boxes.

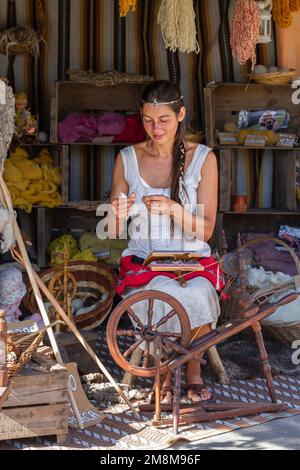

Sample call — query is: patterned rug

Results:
[1,332,300,450]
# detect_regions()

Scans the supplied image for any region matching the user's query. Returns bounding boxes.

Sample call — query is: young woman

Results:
[108,80,223,403]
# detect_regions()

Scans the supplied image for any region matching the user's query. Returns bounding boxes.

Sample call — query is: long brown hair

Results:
[140,80,186,205]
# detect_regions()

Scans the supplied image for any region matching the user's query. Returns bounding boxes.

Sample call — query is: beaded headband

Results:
[140,96,184,107]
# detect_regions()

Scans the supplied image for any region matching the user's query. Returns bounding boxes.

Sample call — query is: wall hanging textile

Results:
[157,0,200,53]
[230,0,260,69]
[119,0,137,17]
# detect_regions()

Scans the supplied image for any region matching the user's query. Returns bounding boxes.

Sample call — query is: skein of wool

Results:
[230,0,260,69]
[289,0,300,12]
[272,0,293,28]
[119,0,137,17]
[157,0,200,54]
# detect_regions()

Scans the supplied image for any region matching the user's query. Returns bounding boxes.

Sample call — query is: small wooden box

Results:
[276,133,298,148]
[218,132,238,145]
[0,364,68,444]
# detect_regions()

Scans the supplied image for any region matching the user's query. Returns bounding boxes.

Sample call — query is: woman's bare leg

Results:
[186,324,212,402]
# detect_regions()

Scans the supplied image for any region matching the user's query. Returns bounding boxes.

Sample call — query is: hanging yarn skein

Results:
[230,0,260,70]
[272,0,300,28]
[119,0,137,17]
[157,0,200,54]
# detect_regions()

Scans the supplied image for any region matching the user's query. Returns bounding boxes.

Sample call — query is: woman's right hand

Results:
[111,192,136,220]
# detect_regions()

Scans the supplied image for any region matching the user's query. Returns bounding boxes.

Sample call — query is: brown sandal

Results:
[186,383,214,403]
[149,385,173,404]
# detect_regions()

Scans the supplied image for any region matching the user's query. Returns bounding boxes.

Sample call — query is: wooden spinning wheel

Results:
[107,290,191,377]
[48,271,77,302]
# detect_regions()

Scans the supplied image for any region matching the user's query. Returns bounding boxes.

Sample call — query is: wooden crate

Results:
[204,83,300,212]
[50,80,150,143]
[0,365,69,444]
[204,82,300,148]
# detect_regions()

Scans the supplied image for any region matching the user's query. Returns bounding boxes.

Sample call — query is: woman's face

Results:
[141,104,185,145]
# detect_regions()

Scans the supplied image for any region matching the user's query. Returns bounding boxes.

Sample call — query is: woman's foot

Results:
[186,359,212,403]
[186,383,213,403]
[161,371,172,404]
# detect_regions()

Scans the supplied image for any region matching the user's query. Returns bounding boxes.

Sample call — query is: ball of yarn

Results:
[253,65,268,75]
[38,131,48,143]
[268,66,279,73]
[224,122,238,132]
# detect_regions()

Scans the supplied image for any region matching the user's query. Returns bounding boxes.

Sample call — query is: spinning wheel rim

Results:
[107,290,191,377]
[48,271,77,301]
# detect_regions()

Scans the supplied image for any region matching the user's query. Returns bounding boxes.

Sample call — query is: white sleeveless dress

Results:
[120,145,220,330]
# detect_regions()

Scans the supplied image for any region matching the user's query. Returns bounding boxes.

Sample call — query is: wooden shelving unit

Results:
[204,82,300,251]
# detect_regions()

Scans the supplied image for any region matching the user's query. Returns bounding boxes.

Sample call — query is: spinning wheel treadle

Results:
[106,290,191,377]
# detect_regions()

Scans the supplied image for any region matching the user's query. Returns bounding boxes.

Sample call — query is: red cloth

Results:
[116,255,227,299]
[114,114,146,143]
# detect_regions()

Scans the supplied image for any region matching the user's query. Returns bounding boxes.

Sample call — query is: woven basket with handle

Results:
[247,69,296,85]
[6,329,46,379]
[220,236,300,346]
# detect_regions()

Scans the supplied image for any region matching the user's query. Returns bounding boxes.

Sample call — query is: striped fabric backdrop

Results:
[0,0,276,201]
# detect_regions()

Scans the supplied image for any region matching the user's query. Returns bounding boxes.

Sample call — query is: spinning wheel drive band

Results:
[107,290,191,377]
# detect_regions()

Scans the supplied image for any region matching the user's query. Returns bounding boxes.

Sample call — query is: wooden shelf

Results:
[58,141,134,146]
[219,209,300,215]
[215,145,300,151]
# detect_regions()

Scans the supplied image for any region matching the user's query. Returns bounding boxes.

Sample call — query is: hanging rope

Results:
[230,0,260,70]
[119,0,137,17]
[157,0,200,54]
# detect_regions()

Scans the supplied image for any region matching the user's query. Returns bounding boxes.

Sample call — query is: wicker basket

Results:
[220,236,300,333]
[23,261,117,330]
[6,329,46,379]
[247,69,296,85]
[262,321,300,347]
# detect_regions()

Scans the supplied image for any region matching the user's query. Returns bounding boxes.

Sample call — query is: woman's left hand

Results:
[143,195,180,216]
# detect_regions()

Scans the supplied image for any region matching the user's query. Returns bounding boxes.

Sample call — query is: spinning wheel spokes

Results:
[147,298,154,327]
[116,329,141,337]
[153,309,177,330]
[124,339,145,358]
[127,307,144,329]
[107,290,191,377]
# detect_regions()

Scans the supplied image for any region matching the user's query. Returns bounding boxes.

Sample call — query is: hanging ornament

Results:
[230,0,260,69]
[157,0,200,54]
[119,0,137,17]
[257,1,273,43]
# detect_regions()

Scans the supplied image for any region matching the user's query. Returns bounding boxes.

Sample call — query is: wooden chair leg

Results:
[206,346,230,384]
[251,321,277,403]
[121,347,144,387]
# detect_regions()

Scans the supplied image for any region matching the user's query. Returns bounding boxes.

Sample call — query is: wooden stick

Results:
[31,269,138,416]
[9,239,137,416]
[0,175,84,429]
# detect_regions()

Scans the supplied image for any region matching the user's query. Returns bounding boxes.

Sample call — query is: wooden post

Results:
[0,310,8,388]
